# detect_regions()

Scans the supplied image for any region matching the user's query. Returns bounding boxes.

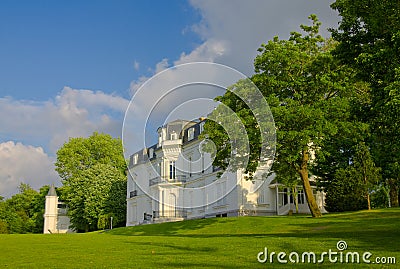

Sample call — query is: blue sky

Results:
[0,0,201,100]
[0,0,339,197]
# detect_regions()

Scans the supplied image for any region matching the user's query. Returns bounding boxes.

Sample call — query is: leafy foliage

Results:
[0,184,47,234]
[326,167,368,212]
[55,132,127,231]
[201,78,270,178]
[324,142,381,212]
[371,184,391,208]
[253,15,360,217]
[203,15,360,217]
[331,0,400,206]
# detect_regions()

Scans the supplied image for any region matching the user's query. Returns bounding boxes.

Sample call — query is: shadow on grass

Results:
[107,217,236,236]
[121,240,217,253]
[107,209,400,253]
[155,261,240,269]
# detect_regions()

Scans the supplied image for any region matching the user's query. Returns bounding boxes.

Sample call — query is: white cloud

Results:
[174,39,228,65]
[128,0,339,106]
[155,58,170,74]
[0,87,130,196]
[0,141,58,198]
[184,0,339,75]
[56,87,128,114]
[129,75,150,96]
[0,87,129,154]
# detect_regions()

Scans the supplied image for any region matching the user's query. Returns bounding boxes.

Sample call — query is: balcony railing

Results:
[149,175,187,186]
[129,190,138,198]
[153,210,187,219]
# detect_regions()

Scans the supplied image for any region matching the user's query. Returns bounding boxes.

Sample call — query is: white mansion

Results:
[126,119,326,226]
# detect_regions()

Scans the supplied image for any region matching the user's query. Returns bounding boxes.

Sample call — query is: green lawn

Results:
[0,208,399,268]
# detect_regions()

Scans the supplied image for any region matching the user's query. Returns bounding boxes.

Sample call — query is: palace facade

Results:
[126,119,326,226]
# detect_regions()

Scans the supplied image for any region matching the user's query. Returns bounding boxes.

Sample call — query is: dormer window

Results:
[133,154,138,165]
[188,128,195,141]
[157,127,166,146]
[149,148,154,158]
[199,122,205,133]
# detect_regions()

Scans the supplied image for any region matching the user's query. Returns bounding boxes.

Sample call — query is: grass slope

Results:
[0,208,399,268]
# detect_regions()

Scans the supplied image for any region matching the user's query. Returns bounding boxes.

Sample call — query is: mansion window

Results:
[201,154,204,173]
[156,162,161,174]
[298,189,305,204]
[199,122,205,133]
[257,190,265,204]
[189,156,192,177]
[188,128,195,141]
[283,188,288,205]
[288,188,305,205]
[169,161,176,179]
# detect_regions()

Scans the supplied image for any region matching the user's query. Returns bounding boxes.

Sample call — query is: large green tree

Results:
[313,81,372,212]
[55,132,126,232]
[252,16,357,217]
[325,167,367,212]
[330,0,400,206]
[353,142,381,210]
[324,142,381,211]
[204,16,357,217]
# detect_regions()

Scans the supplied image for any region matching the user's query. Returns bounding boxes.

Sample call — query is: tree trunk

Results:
[365,175,371,210]
[292,186,299,213]
[388,178,399,207]
[298,149,322,218]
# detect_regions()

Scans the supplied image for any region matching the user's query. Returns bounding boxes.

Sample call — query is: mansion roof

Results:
[129,118,206,168]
